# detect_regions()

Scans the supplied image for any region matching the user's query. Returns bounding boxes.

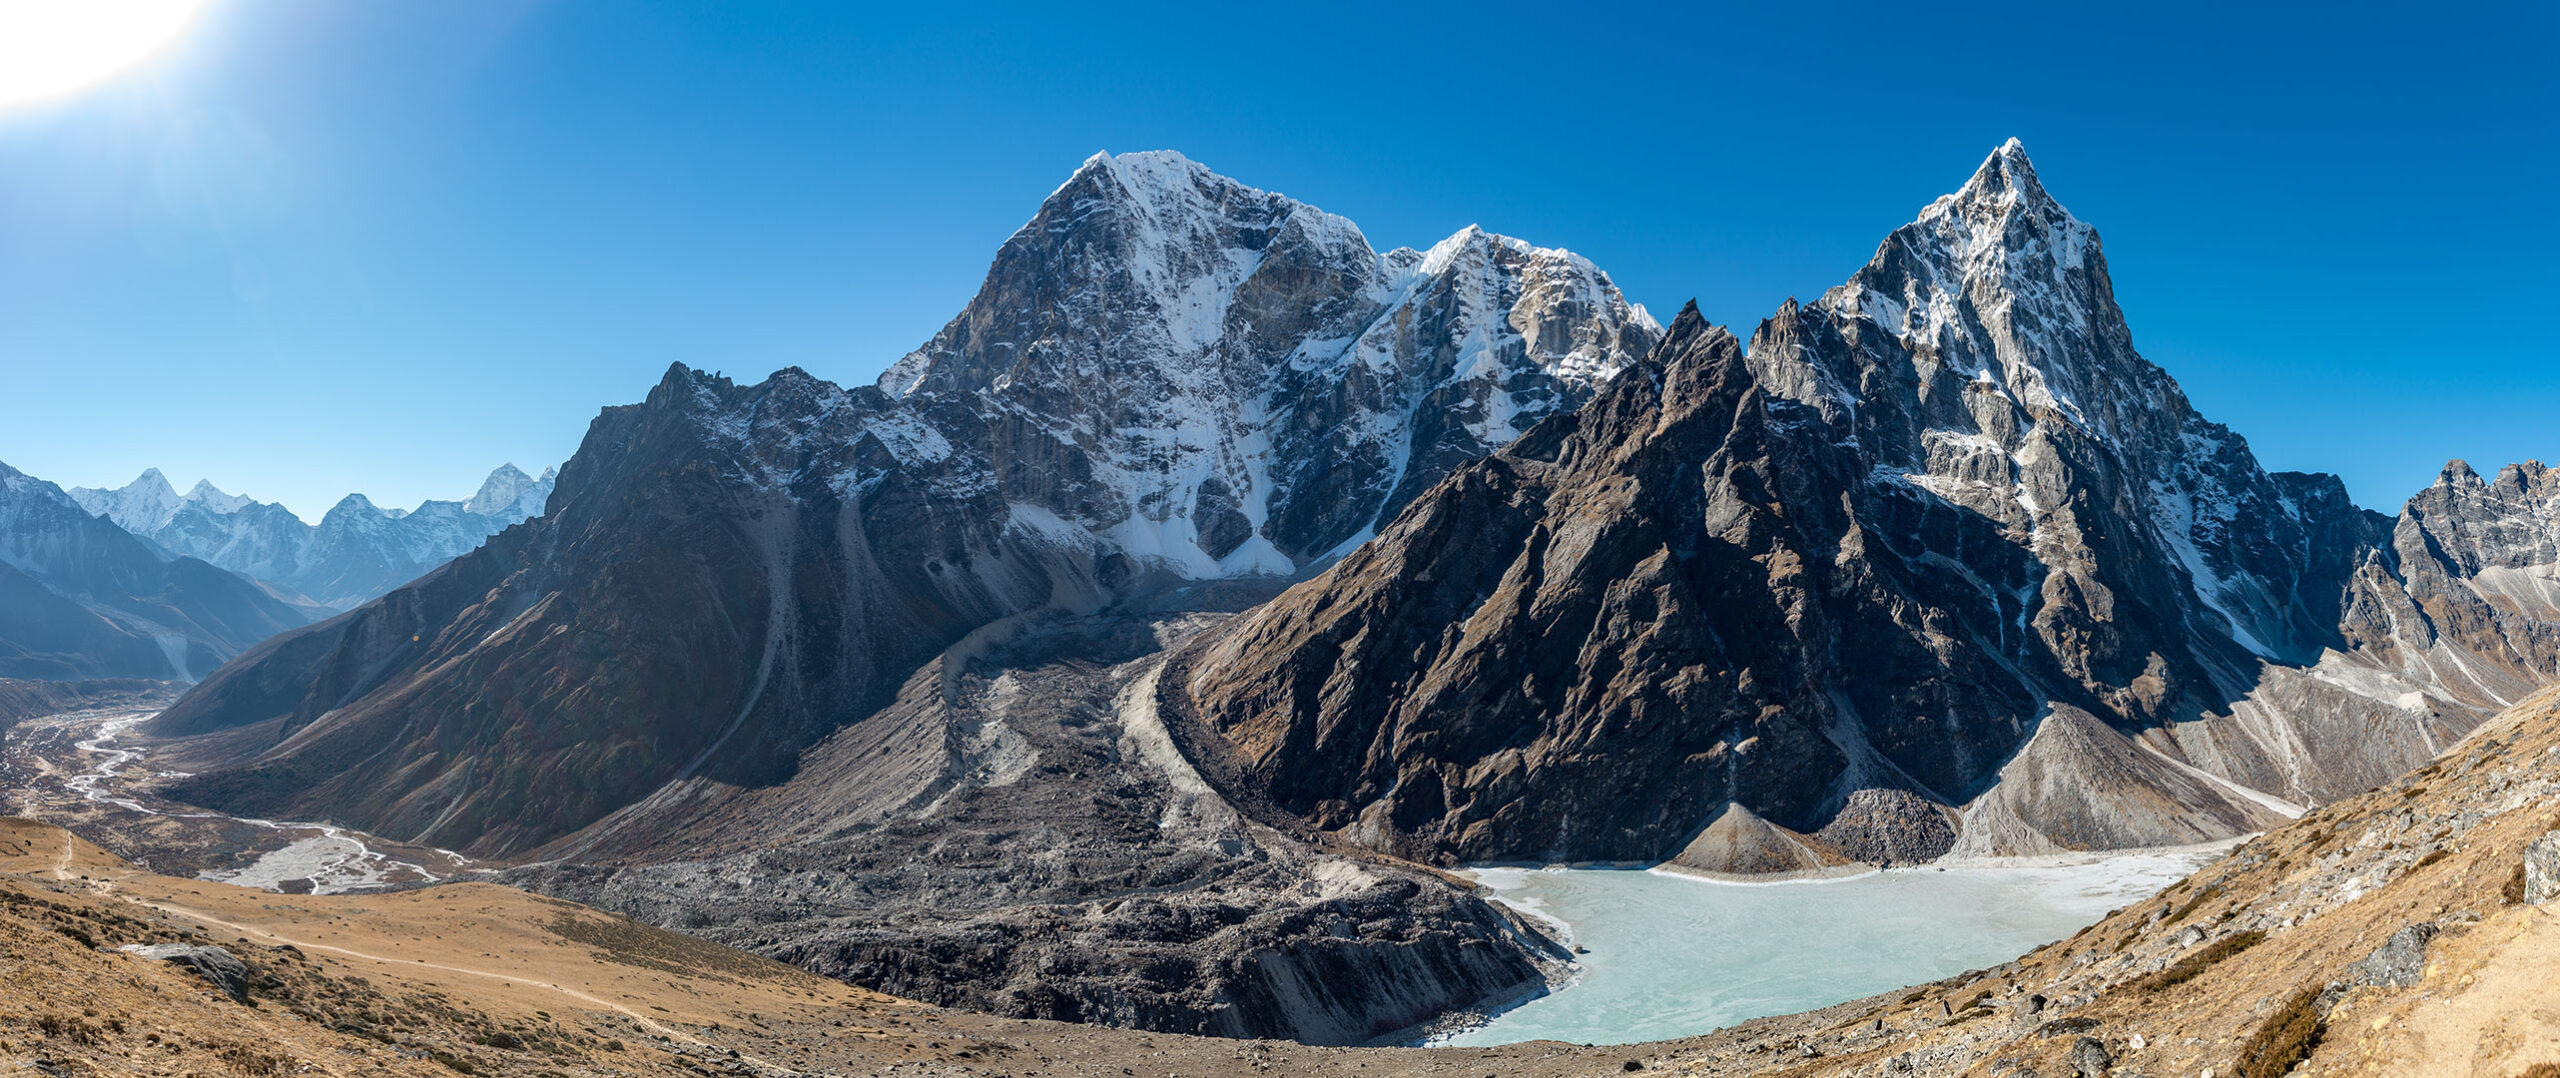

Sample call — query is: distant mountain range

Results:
[0,461,309,681]
[70,464,554,611]
[0,459,554,683]
[122,144,2560,1040]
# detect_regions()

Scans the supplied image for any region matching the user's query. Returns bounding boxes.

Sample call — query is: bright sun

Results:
[0,0,210,108]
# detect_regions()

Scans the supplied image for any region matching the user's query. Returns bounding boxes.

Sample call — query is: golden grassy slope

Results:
[0,818,1655,1077]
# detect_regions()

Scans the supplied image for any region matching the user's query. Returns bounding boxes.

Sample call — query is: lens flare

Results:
[0,0,210,108]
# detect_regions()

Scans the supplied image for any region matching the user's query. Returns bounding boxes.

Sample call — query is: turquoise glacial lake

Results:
[1435,847,2222,1047]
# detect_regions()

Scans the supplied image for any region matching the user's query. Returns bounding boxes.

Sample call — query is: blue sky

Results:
[1,1,2552,517]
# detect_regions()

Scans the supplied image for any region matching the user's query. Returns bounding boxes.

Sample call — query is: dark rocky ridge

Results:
[0,677,178,726]
[1179,143,2559,872]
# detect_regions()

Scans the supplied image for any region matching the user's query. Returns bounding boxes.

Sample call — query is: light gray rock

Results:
[2069,1035,2111,1078]
[121,942,250,1003]
[2526,831,2560,904]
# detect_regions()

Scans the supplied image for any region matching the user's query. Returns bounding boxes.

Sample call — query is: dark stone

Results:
[2070,1035,2111,1077]
[2349,922,2439,988]
[2037,1017,2101,1037]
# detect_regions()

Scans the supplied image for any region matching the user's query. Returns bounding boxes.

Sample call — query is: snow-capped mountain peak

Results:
[183,479,258,515]
[71,463,556,609]
[877,150,1659,571]
[68,468,184,532]
[464,462,552,518]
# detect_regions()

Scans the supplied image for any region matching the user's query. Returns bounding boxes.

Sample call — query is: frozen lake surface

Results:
[1436,847,2224,1047]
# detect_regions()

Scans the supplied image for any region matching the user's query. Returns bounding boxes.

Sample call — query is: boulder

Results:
[2525,831,2560,905]
[2348,922,2438,988]
[2070,1035,2112,1077]
[122,943,250,1003]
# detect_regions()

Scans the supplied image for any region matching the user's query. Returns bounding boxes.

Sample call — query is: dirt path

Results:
[52,829,72,879]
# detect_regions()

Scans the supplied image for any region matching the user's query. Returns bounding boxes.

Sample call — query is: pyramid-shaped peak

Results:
[181,478,252,514]
[1939,138,2069,221]
[111,468,179,500]
[465,463,536,516]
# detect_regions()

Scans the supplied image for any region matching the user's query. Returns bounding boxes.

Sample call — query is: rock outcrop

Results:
[120,943,253,1003]
[2526,831,2560,905]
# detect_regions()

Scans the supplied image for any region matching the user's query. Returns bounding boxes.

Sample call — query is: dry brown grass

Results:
[2232,986,2323,1078]
[2136,930,2265,992]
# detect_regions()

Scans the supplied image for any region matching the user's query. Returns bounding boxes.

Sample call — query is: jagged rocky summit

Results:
[1177,141,2560,873]
[71,463,555,610]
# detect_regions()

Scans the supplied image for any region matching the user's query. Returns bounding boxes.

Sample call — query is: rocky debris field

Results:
[502,614,1566,1045]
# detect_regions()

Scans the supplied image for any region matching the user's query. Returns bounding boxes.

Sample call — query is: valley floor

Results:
[9,691,2560,1077]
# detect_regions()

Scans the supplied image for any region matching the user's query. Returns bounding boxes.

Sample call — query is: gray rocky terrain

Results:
[503,613,1563,1045]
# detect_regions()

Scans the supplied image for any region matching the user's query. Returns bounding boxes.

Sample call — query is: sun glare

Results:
[0,0,209,108]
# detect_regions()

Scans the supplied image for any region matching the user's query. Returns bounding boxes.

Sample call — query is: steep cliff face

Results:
[2343,460,2560,701]
[1178,143,2555,871]
[0,461,310,682]
[2160,459,2560,811]
[147,151,1656,863]
[155,366,1094,853]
